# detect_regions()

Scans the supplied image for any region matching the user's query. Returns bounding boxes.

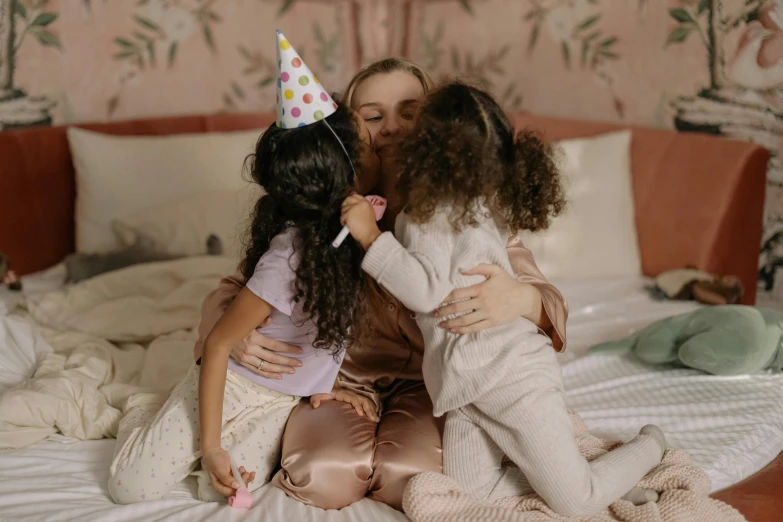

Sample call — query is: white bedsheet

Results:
[0,274,781,521]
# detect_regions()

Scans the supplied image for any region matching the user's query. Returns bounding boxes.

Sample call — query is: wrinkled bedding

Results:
[0,271,781,521]
[0,256,233,449]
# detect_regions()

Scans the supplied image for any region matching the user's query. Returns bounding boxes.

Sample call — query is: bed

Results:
[0,112,778,521]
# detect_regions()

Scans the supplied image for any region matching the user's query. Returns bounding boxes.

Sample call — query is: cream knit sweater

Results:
[362,205,550,417]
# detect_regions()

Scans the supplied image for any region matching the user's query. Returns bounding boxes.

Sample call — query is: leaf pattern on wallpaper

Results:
[107,0,223,118]
[664,1,716,86]
[664,0,767,90]
[313,21,339,73]
[13,0,61,51]
[222,18,337,110]
[0,0,60,129]
[524,2,619,71]
[458,0,474,14]
[82,0,108,14]
[521,0,624,117]
[222,45,276,109]
[419,22,522,110]
[279,0,297,16]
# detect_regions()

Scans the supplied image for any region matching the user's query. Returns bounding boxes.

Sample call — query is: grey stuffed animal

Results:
[64,234,224,283]
[0,252,22,291]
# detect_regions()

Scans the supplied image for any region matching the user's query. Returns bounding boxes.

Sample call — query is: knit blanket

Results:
[402,411,746,522]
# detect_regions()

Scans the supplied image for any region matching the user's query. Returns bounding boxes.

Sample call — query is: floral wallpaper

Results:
[1,0,782,302]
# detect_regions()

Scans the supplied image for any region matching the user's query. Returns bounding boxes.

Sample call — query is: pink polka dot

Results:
[320,92,328,102]
[281,72,290,82]
[333,103,338,109]
[303,93,313,104]
[292,58,302,68]
[291,107,301,117]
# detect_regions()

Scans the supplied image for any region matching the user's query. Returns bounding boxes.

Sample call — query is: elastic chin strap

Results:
[322,119,356,175]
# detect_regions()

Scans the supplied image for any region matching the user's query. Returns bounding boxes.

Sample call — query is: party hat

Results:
[276,30,337,129]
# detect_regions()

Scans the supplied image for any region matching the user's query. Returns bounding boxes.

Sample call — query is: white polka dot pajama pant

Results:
[108,364,299,504]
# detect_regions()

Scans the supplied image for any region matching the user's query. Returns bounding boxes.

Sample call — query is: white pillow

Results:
[518,130,641,280]
[67,127,263,253]
[113,188,263,266]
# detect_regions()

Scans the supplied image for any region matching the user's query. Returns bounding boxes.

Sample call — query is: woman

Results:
[194,58,567,511]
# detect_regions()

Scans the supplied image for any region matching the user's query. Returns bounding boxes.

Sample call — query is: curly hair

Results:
[241,104,367,353]
[396,81,566,234]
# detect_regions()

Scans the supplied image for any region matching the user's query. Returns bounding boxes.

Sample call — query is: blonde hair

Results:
[344,57,435,108]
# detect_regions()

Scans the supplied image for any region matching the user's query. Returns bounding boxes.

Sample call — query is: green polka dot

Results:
[299,76,310,86]
[313,110,324,121]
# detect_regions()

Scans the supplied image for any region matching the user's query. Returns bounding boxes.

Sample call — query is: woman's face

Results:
[352,70,425,159]
[353,113,381,195]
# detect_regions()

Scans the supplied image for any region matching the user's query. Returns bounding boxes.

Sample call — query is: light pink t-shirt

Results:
[227,227,345,396]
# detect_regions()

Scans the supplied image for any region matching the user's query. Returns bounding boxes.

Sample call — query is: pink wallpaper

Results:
[1,0,781,299]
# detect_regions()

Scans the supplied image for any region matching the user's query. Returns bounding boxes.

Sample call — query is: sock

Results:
[639,424,668,454]
[621,486,659,505]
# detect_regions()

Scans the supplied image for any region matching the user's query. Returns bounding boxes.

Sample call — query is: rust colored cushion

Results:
[513,114,769,305]
[0,111,768,307]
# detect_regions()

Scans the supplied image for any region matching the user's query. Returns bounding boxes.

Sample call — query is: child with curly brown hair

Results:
[340,81,668,517]
[108,34,380,506]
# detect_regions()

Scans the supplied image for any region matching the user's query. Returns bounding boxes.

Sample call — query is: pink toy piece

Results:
[229,487,252,508]
[332,195,387,248]
[366,195,387,221]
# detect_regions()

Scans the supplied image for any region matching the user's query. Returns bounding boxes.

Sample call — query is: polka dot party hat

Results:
[276,30,337,129]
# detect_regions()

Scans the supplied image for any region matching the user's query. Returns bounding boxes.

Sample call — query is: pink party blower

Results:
[332,195,387,248]
[228,458,252,509]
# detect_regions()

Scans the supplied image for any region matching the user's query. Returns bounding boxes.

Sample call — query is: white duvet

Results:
[0,268,782,522]
[0,256,233,450]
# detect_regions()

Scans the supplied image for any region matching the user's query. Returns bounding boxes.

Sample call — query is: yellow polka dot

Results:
[280,40,291,50]
[284,89,294,100]
[313,76,320,84]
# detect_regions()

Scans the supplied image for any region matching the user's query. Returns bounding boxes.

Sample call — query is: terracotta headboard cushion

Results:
[0,111,767,303]
[514,114,768,305]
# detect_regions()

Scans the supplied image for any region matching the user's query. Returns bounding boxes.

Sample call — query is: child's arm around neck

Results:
[200,288,273,452]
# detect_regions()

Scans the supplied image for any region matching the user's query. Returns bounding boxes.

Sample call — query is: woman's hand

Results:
[229,317,304,379]
[201,447,255,497]
[310,387,379,422]
[341,194,382,250]
[434,264,546,334]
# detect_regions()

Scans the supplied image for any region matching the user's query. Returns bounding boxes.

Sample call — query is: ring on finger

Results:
[257,359,265,370]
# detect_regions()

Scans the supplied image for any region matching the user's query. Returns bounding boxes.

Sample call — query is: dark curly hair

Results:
[241,104,366,353]
[397,81,565,233]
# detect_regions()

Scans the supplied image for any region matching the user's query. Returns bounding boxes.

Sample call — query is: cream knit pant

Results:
[108,365,299,504]
[442,343,665,517]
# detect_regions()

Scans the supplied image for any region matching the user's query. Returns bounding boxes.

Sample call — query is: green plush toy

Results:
[589,306,783,375]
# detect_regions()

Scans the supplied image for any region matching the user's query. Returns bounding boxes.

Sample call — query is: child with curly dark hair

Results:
[341,81,668,516]
[108,34,380,506]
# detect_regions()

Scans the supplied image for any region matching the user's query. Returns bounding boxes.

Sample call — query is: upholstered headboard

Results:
[0,111,768,303]
[514,114,768,305]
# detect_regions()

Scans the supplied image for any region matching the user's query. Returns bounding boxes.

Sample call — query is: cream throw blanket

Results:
[0,256,234,449]
[403,411,746,522]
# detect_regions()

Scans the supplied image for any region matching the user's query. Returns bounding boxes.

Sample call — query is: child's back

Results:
[227,227,345,396]
[108,33,380,505]
[371,203,548,417]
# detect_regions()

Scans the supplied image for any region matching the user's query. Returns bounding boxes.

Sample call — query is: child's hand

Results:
[201,447,255,497]
[310,387,379,422]
[341,194,382,250]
